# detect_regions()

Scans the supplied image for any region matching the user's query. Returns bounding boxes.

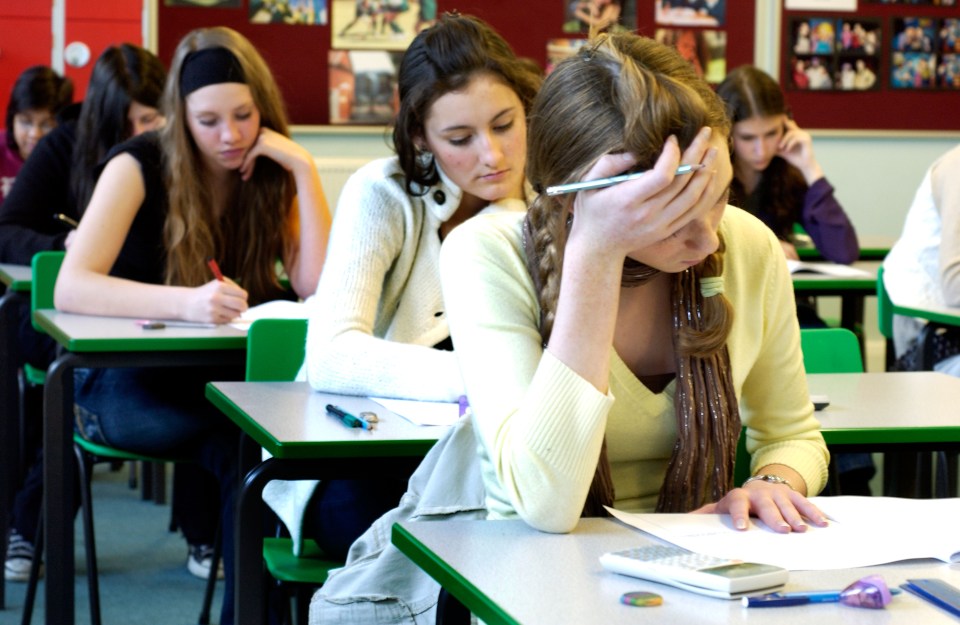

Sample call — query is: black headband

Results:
[180,47,246,96]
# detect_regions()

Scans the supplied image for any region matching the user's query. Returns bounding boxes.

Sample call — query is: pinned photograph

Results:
[546,39,591,74]
[655,28,727,83]
[891,51,937,89]
[654,0,726,28]
[249,0,327,24]
[562,0,636,35]
[892,17,935,53]
[789,56,834,90]
[328,50,403,124]
[332,0,428,50]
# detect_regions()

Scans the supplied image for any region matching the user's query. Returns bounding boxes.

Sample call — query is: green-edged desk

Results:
[205,380,448,625]
[392,517,959,625]
[791,260,879,336]
[796,234,895,261]
[807,371,960,450]
[0,263,31,610]
[34,310,247,625]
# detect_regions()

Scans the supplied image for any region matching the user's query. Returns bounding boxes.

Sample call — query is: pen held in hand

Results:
[545,163,705,196]
[326,404,375,431]
[206,257,225,282]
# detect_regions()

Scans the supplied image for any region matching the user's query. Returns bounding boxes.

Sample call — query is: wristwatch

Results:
[743,474,795,491]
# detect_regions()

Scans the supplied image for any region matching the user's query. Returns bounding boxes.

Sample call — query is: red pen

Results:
[206,257,224,281]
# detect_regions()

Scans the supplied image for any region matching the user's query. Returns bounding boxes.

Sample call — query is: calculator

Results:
[599,544,788,599]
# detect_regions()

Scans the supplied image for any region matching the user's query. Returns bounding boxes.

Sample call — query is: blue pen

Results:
[326,404,374,430]
[743,587,902,608]
[458,395,469,417]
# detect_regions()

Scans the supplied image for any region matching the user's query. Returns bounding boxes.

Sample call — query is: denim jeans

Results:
[74,366,242,625]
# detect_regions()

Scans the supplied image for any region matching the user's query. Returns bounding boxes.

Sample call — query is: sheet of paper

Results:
[370,397,460,426]
[228,300,310,329]
[787,260,872,278]
[606,496,960,571]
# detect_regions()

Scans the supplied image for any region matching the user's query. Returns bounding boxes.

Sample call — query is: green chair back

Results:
[245,318,308,382]
[30,250,65,333]
[799,327,864,373]
[876,265,894,340]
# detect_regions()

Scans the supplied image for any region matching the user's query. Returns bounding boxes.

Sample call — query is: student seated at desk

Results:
[53,26,330,625]
[1,65,73,209]
[884,143,960,375]
[440,34,830,533]
[1,46,165,584]
[269,12,539,564]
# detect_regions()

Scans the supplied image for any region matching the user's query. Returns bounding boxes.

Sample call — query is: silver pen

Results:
[545,163,705,196]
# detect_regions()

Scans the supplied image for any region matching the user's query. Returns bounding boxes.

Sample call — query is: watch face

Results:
[702,562,783,579]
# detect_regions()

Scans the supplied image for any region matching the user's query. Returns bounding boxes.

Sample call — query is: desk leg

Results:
[43,355,76,625]
[0,291,25,610]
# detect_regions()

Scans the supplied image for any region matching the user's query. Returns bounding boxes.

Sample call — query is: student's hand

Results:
[567,126,720,263]
[693,482,829,534]
[183,278,249,323]
[239,127,313,182]
[780,239,800,260]
[777,118,824,185]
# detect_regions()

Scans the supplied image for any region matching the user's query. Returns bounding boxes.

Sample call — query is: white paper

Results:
[787,260,872,278]
[228,300,310,329]
[370,397,460,426]
[607,496,960,571]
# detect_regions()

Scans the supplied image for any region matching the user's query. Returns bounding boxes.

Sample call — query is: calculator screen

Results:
[702,563,782,579]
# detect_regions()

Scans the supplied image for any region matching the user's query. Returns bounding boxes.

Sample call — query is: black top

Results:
[0,121,78,264]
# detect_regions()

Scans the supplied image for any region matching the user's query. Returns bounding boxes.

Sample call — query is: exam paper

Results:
[370,397,460,426]
[786,260,872,278]
[607,496,960,571]
[228,300,310,329]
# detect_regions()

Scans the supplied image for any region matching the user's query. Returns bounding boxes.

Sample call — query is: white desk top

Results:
[395,517,960,625]
[807,372,960,441]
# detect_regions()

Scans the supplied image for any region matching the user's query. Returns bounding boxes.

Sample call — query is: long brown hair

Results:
[525,33,733,357]
[160,26,292,303]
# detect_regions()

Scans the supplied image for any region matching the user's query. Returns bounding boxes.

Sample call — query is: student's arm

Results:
[932,151,960,306]
[55,153,248,321]
[305,164,463,402]
[0,127,75,264]
[778,119,858,263]
[239,127,331,299]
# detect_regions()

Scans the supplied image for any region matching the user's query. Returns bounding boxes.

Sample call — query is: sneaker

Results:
[187,544,224,580]
[5,529,41,582]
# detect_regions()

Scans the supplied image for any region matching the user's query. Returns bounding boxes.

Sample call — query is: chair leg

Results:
[74,445,102,625]
[198,521,221,625]
[435,588,471,625]
[20,509,44,625]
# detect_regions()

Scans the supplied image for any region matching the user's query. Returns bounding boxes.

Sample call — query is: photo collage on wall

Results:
[549,1,728,84]
[787,17,882,91]
[328,0,435,124]
[891,16,960,89]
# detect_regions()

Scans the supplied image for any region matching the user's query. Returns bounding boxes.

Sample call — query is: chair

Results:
[22,251,220,625]
[876,266,957,498]
[734,328,862,489]
[245,318,344,625]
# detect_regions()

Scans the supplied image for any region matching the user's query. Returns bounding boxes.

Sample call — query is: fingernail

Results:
[735,518,747,530]
[700,126,713,138]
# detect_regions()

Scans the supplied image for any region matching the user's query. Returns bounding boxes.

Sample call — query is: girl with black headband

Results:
[55,27,331,625]
[440,34,830,534]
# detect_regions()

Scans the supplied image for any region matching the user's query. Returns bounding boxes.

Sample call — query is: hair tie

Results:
[532,182,544,194]
[699,276,724,298]
[180,47,245,97]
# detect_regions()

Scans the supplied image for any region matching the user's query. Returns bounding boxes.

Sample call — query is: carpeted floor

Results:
[1,463,225,625]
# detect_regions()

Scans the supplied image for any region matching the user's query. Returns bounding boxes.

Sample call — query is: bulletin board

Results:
[157,1,756,125]
[781,1,960,131]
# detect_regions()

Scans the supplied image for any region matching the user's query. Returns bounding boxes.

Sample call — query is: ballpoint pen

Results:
[326,404,375,430]
[742,578,899,609]
[545,163,705,196]
[53,213,79,228]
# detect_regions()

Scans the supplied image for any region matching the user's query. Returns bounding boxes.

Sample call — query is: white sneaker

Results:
[187,544,224,580]
[5,529,42,582]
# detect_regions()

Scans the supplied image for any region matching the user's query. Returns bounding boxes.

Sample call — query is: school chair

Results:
[21,251,221,625]
[733,328,862,491]
[876,266,956,498]
[245,318,344,625]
